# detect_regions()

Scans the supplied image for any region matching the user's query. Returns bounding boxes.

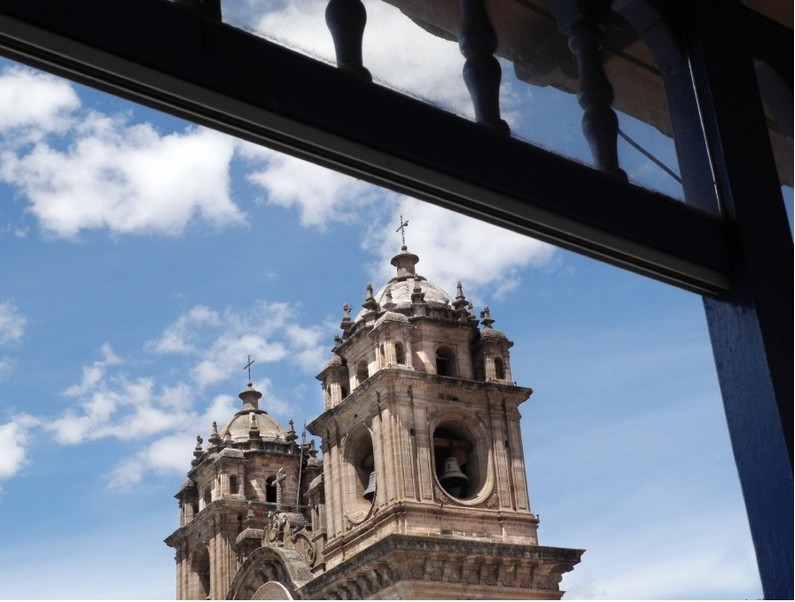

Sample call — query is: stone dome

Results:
[379,279,453,309]
[354,247,455,322]
[219,410,287,443]
[217,384,288,443]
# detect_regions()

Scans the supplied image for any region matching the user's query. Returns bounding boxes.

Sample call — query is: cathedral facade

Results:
[165,246,583,599]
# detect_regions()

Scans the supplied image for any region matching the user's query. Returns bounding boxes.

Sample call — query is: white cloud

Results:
[40,296,329,482]
[241,144,381,228]
[366,198,556,301]
[0,301,26,346]
[109,432,197,488]
[149,301,330,388]
[51,375,198,445]
[48,345,197,445]
[1,113,242,238]
[0,66,80,138]
[286,323,329,373]
[63,343,121,397]
[145,305,221,355]
[0,66,244,238]
[193,332,289,388]
[0,415,36,489]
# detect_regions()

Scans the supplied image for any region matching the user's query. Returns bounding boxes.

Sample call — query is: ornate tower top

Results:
[389,245,421,280]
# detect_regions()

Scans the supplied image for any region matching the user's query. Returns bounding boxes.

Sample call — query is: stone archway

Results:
[227,546,313,600]
[253,581,293,600]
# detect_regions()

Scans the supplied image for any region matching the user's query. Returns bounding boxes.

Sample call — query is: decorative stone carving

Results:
[410,556,427,579]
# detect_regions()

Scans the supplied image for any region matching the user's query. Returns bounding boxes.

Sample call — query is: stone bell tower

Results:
[166,244,582,599]
[165,381,321,600]
[305,245,583,599]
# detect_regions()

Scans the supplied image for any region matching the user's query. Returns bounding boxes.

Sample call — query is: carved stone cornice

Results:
[298,533,583,599]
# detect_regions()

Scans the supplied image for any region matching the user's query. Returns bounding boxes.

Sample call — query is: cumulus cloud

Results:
[1,114,242,238]
[241,144,382,228]
[28,294,329,487]
[48,346,196,445]
[366,198,556,301]
[148,301,330,387]
[145,305,222,355]
[0,415,36,491]
[0,66,80,138]
[108,392,237,488]
[0,66,244,238]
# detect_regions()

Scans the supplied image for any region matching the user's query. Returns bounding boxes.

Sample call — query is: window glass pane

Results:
[222,0,684,200]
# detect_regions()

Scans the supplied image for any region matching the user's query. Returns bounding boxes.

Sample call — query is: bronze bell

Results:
[440,456,468,493]
[363,470,376,501]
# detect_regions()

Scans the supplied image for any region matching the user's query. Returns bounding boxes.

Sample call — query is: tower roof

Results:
[353,246,455,323]
[217,383,288,443]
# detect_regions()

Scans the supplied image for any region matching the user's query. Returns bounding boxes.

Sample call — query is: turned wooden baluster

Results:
[459,0,509,135]
[549,1,626,179]
[568,19,626,179]
[326,0,372,82]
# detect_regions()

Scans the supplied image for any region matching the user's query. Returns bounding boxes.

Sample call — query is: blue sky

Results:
[0,1,789,599]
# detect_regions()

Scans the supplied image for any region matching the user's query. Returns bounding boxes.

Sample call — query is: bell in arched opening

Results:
[363,470,376,501]
[440,456,468,497]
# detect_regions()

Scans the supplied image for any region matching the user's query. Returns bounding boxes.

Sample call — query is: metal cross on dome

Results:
[396,215,409,247]
[244,354,255,384]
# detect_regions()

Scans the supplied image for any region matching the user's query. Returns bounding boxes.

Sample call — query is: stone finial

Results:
[248,413,261,440]
[383,286,396,311]
[454,281,469,316]
[340,303,353,332]
[411,275,426,304]
[468,302,478,322]
[362,283,379,312]
[191,436,204,466]
[286,419,298,443]
[480,305,495,329]
[209,421,222,447]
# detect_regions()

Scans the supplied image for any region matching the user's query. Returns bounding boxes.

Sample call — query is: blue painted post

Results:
[682,1,793,598]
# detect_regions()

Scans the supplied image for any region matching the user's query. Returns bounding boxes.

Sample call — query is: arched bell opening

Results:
[201,484,212,510]
[356,359,369,385]
[265,475,279,504]
[494,356,506,380]
[435,346,457,377]
[342,425,377,516]
[190,542,211,600]
[395,342,406,365]
[432,415,490,502]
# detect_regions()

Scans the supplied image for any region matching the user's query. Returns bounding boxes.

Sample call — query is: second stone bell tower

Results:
[306,245,583,599]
